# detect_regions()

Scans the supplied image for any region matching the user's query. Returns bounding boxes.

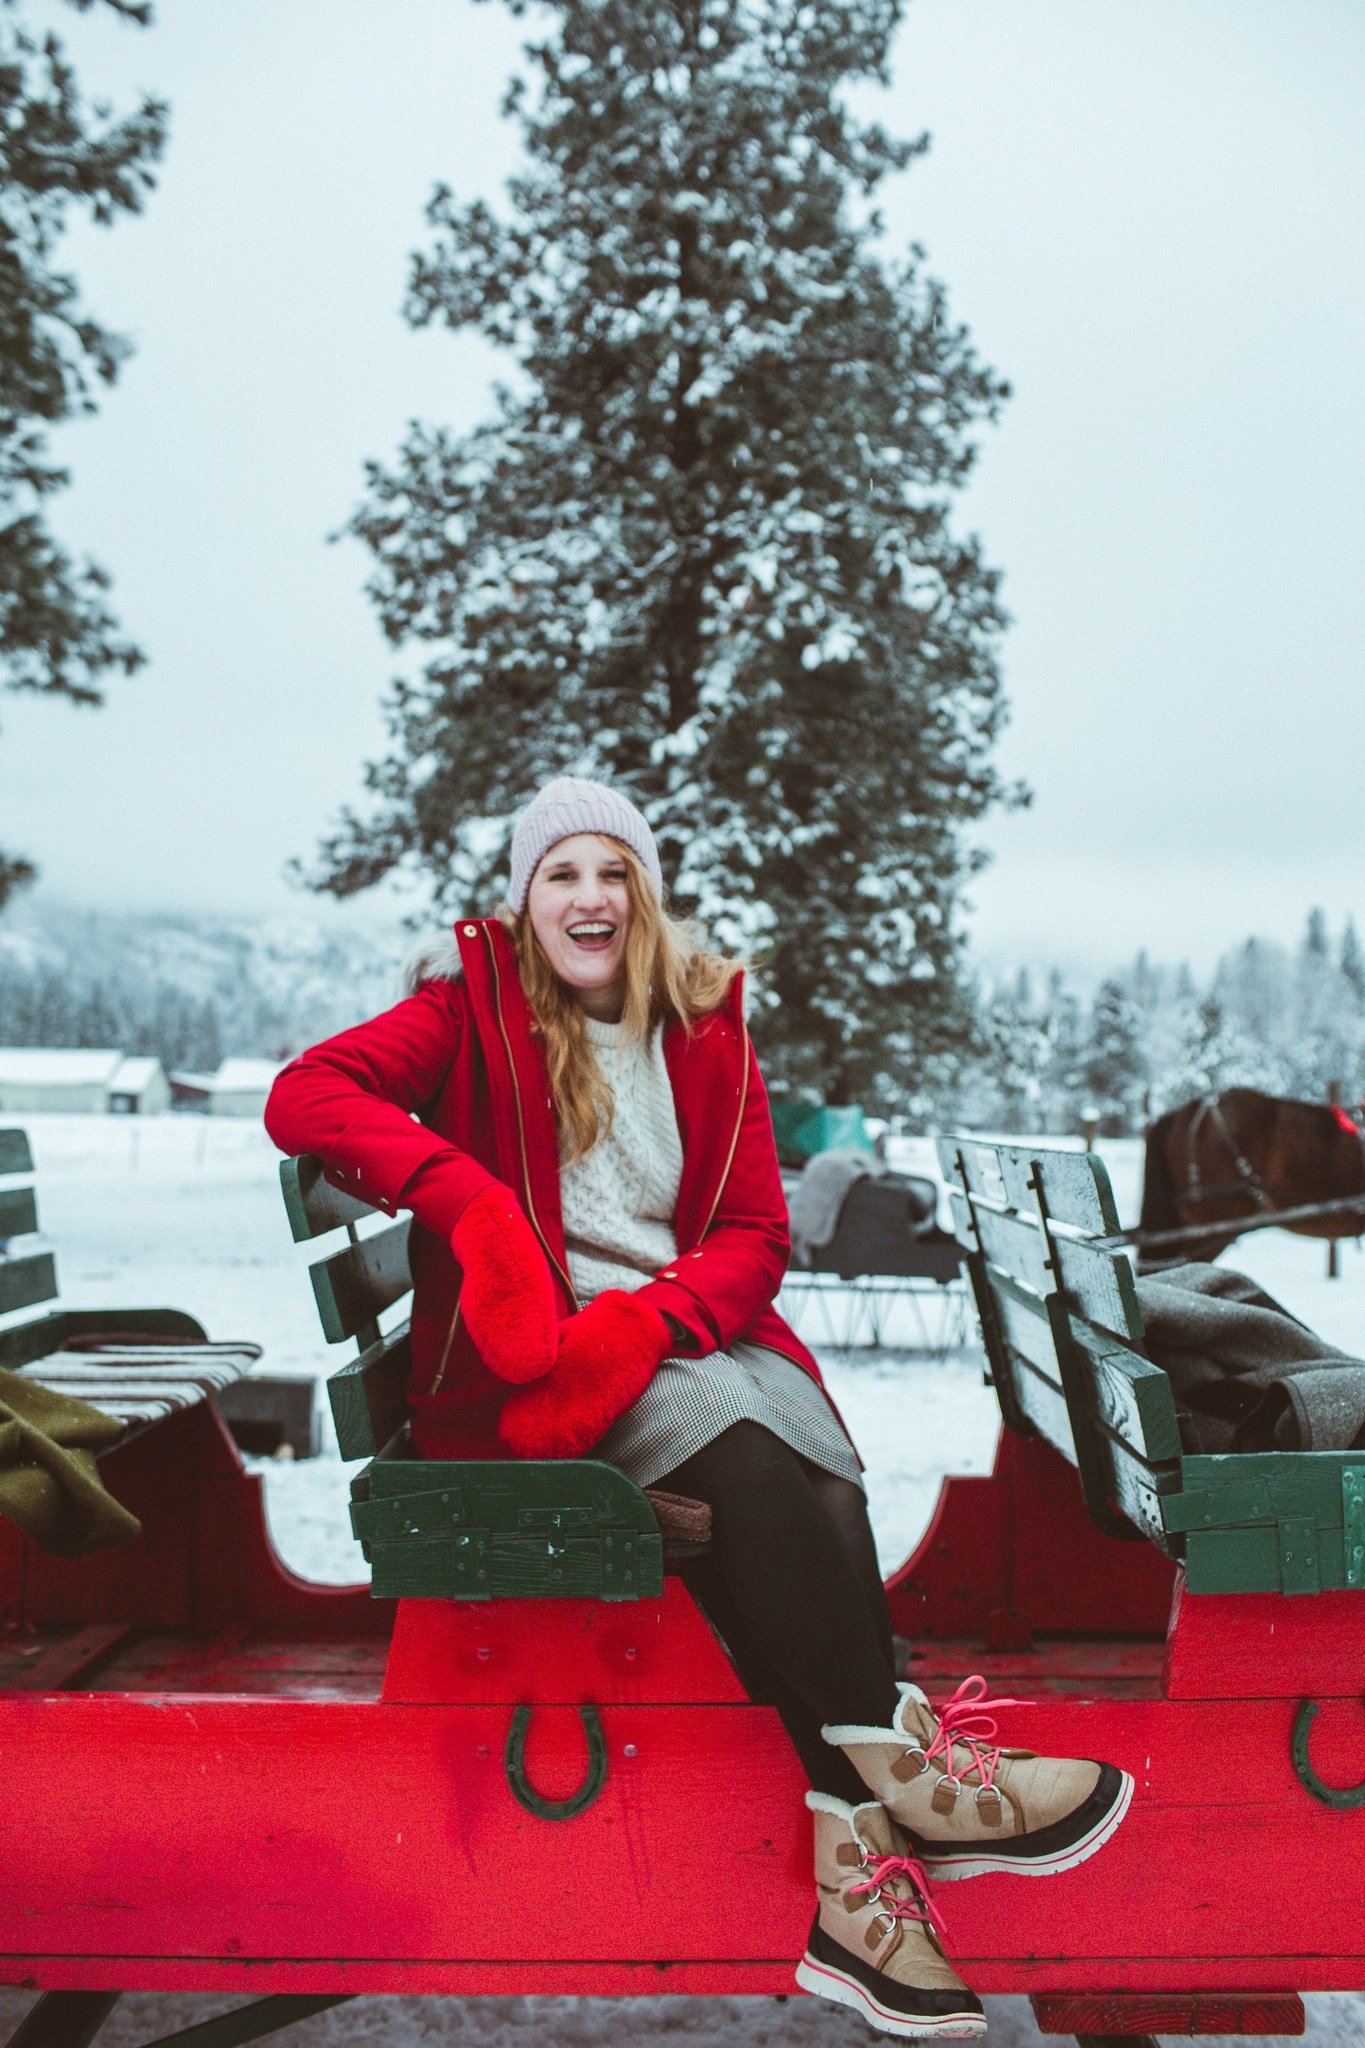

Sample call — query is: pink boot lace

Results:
[849,1850,947,1940]
[917,1675,1034,1797]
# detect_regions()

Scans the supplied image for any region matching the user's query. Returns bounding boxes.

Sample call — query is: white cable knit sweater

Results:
[559,1016,684,1303]
[560,1014,862,1492]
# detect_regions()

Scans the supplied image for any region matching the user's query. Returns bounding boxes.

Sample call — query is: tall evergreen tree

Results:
[1036,968,1084,1132]
[1082,977,1148,1133]
[321,0,1014,1101]
[0,0,166,908]
[1340,917,1365,1007]
[1301,906,1331,965]
[979,972,1047,1132]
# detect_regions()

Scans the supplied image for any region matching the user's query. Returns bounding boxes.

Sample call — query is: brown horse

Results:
[1138,1087,1365,1267]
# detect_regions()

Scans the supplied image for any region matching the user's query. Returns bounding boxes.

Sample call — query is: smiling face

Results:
[525,832,633,1020]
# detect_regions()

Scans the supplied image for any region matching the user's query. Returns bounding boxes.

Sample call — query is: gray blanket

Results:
[1135,1262,1365,1453]
[787,1149,882,1268]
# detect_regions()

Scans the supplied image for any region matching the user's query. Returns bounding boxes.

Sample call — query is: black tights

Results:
[662,1421,901,1802]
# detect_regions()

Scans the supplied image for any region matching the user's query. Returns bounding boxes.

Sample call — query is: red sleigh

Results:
[2,1136,1361,2048]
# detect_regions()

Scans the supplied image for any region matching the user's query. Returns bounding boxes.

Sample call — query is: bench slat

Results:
[1161,1478,1274,1533]
[983,1285,1182,1549]
[1088,1431,1179,1550]
[986,1269,1055,1374]
[949,1188,1047,1289]
[281,1155,379,1243]
[311,1221,413,1344]
[938,1137,1121,1235]
[1181,1448,1362,1494]
[349,1450,665,1600]
[0,1250,57,1317]
[0,1187,38,1240]
[976,1266,1072,1446]
[328,1326,412,1461]
[1181,1516,1354,1595]
[0,1313,65,1371]
[950,1190,1141,1341]
[1065,1320,1184,1466]
[1009,1350,1076,1458]
[0,1130,33,1176]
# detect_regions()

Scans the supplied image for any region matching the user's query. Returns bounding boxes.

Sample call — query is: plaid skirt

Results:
[594,1340,863,1491]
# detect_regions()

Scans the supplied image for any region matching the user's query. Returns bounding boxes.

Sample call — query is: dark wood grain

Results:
[309,1220,412,1343]
[279,1155,379,1244]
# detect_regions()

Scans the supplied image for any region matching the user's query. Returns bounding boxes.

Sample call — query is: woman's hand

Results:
[449,1183,557,1383]
[497,1291,673,1458]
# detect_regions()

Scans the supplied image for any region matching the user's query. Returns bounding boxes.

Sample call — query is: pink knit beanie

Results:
[508,776,663,913]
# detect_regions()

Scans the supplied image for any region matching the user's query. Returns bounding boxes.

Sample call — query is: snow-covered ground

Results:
[2,1115,1361,2045]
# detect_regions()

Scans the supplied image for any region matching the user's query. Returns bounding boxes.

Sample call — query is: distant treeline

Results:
[0,903,404,1071]
[0,959,224,1075]
[950,910,1365,1136]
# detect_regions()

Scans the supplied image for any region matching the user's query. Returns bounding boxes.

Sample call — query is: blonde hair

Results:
[507,839,741,1162]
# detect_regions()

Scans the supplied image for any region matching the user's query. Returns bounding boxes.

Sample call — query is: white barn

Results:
[169,1058,282,1118]
[0,1048,124,1114]
[107,1056,171,1115]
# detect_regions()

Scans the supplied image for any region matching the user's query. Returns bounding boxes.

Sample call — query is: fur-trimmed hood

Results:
[401,929,464,995]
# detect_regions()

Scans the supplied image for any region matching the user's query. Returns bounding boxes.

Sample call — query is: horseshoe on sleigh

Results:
[504,1703,608,1821]
[1291,1698,1365,1810]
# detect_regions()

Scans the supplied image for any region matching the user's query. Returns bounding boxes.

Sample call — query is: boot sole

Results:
[920,1767,1134,1881]
[795,1956,987,2038]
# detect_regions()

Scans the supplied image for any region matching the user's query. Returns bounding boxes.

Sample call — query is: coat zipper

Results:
[683,1036,822,1385]
[429,1300,461,1395]
[485,928,580,1311]
[696,1027,750,1240]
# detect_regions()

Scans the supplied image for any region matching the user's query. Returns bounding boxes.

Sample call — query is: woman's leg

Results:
[807,1466,897,1680]
[665,1429,988,2030]
[662,1421,900,1799]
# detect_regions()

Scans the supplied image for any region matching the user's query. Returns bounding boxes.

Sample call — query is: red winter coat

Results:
[264,916,833,1459]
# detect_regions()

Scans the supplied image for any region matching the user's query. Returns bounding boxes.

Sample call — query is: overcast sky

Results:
[2,0,1362,975]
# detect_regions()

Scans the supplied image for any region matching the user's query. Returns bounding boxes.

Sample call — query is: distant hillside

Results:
[0,900,412,1069]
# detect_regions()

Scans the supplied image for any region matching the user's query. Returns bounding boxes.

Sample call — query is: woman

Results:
[265,776,1131,2041]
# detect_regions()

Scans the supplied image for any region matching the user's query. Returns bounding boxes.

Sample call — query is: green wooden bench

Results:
[0,1126,262,1432]
[282,1154,699,1602]
[938,1135,1365,1596]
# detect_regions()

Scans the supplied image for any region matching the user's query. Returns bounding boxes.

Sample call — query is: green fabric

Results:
[0,1367,141,1556]
[770,1099,874,1168]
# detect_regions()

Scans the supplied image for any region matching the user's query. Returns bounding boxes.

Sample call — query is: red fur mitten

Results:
[449,1182,557,1384]
[497,1292,673,1459]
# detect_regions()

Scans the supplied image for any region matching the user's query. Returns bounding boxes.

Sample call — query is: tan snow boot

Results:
[824,1678,1132,1881]
[795,1793,984,2037]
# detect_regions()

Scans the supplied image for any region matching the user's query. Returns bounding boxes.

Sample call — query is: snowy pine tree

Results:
[319,0,1014,1101]
[972,969,1048,1130]
[1341,918,1365,1008]
[1289,907,1350,1096]
[1036,969,1085,1132]
[1082,978,1148,1133]
[0,2,165,908]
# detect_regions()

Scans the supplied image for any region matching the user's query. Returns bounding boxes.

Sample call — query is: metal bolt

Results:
[623,1743,638,1758]
[477,1646,491,1661]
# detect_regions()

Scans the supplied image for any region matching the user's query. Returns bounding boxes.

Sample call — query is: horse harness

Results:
[1180,1089,1365,1222]
[1181,1092,1277,1214]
